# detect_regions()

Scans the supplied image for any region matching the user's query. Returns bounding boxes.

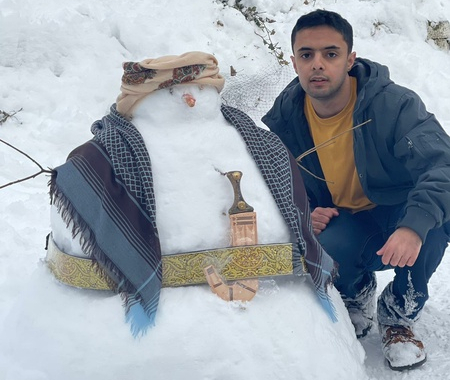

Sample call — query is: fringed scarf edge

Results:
[49,170,156,335]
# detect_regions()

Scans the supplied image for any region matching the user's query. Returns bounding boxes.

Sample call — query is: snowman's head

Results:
[132,83,223,124]
[116,51,225,120]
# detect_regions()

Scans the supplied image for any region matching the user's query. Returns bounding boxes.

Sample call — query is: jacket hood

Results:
[350,57,393,112]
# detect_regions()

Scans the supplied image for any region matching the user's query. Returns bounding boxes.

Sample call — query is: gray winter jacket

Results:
[262,57,450,242]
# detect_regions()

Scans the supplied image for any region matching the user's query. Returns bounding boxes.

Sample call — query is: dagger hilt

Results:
[225,171,254,215]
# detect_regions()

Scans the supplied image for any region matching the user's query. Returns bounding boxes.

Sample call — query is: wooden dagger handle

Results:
[225,171,254,214]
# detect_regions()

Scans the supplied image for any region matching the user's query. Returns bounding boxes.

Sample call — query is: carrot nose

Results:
[182,93,196,107]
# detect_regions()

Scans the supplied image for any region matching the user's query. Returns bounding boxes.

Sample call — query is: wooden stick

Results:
[0,138,52,189]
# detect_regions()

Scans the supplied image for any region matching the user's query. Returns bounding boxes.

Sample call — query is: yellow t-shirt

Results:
[304,77,375,212]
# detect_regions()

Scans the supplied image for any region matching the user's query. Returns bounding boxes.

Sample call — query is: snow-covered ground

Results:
[0,0,449,379]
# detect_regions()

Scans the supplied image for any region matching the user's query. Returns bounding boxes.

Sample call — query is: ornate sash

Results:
[46,236,303,290]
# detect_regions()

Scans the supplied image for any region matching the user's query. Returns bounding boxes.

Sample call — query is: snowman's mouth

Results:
[182,93,196,107]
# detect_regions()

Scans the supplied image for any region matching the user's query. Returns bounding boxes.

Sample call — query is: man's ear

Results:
[347,51,356,71]
[291,55,298,75]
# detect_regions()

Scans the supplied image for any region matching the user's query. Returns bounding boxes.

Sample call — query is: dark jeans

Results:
[317,204,449,325]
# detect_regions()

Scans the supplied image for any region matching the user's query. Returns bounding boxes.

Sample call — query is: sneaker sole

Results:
[387,355,427,371]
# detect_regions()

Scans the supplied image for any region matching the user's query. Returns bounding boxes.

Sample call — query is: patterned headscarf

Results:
[116,51,225,119]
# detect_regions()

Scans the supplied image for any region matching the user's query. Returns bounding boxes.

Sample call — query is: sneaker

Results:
[381,325,427,371]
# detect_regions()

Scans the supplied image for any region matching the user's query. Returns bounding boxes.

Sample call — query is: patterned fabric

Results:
[50,104,161,337]
[221,105,338,321]
[50,103,338,338]
[122,62,157,85]
[116,52,225,120]
[91,104,158,230]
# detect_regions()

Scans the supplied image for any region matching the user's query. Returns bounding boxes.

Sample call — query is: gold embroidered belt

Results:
[46,237,304,290]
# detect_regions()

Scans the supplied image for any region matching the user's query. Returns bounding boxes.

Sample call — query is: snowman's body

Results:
[23,84,370,380]
[51,85,292,257]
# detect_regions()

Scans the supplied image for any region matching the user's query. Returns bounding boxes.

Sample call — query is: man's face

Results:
[291,26,356,102]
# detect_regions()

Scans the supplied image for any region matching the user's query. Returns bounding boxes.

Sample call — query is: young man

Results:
[263,9,450,371]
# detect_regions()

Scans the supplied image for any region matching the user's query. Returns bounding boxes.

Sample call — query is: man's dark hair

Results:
[291,10,353,54]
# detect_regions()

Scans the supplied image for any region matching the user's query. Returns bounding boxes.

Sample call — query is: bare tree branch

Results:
[0,138,52,190]
[0,108,23,124]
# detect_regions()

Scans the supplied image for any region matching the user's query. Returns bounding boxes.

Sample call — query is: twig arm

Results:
[0,138,47,171]
[0,169,51,190]
[0,138,52,189]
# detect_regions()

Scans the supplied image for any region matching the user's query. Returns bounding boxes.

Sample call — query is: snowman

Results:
[0,52,368,379]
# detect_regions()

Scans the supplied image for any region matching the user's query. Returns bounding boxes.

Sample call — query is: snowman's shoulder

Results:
[220,104,288,146]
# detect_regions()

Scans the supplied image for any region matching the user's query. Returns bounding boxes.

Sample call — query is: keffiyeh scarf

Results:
[50,104,338,337]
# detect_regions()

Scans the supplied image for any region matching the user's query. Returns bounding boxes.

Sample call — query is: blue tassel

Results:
[318,293,338,323]
[126,303,156,338]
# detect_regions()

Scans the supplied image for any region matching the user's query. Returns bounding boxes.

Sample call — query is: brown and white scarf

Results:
[116,51,225,120]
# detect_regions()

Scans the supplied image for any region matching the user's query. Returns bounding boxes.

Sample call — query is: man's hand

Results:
[376,227,422,267]
[311,207,339,235]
